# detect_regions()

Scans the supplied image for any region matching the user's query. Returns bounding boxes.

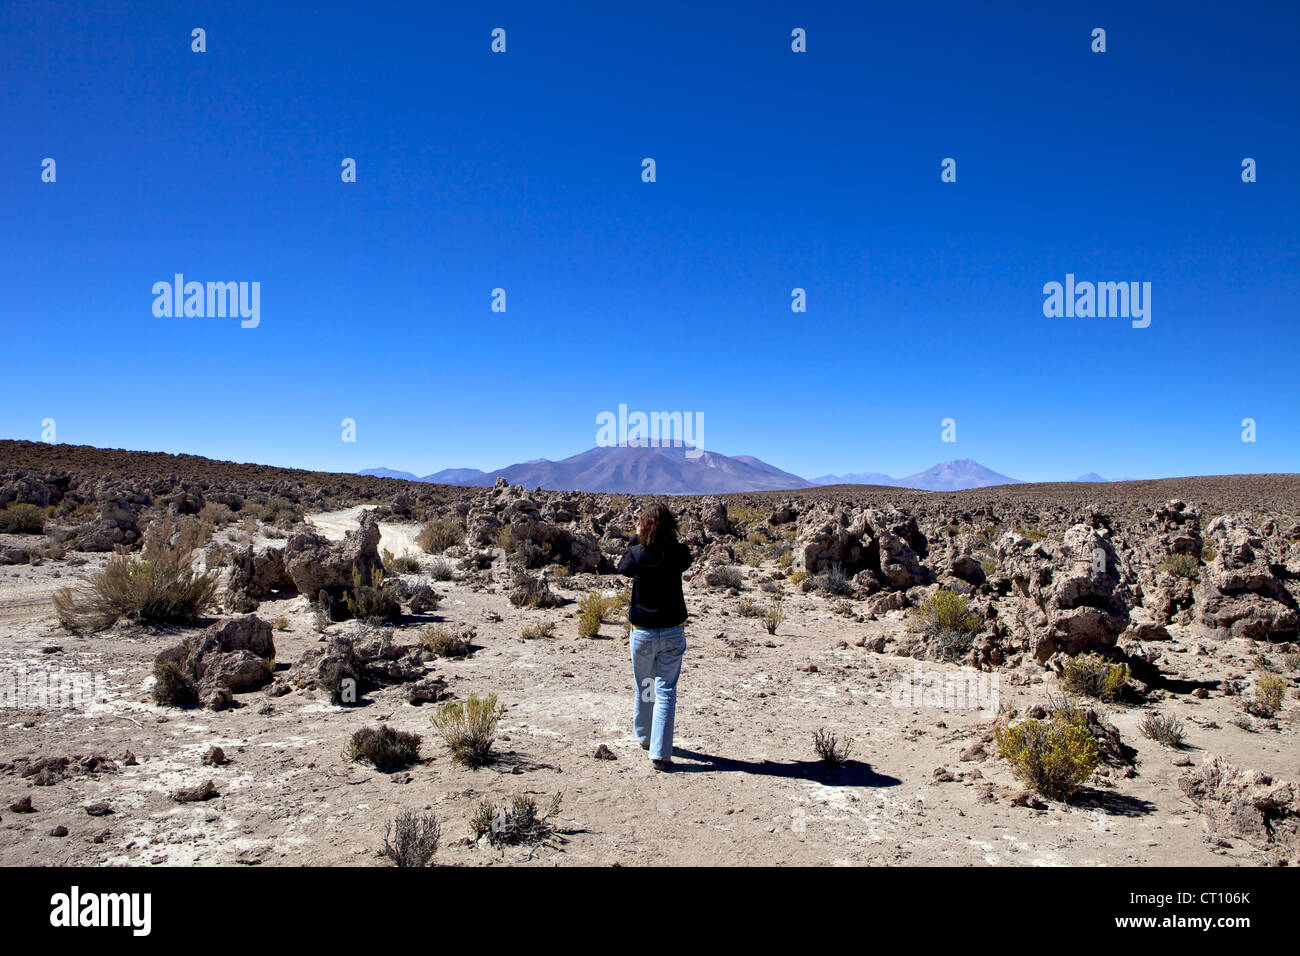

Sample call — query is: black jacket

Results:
[616,536,693,629]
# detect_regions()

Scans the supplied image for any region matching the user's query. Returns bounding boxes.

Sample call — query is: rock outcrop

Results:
[154,615,276,710]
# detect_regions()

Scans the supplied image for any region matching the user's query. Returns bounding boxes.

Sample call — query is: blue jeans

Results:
[630,625,687,761]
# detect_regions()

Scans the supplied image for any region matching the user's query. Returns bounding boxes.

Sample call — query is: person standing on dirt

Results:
[617,503,693,771]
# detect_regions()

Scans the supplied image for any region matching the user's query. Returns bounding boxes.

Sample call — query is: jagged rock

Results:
[225,546,295,612]
[1194,516,1299,640]
[283,513,383,601]
[1179,755,1300,863]
[154,615,276,709]
[996,525,1132,662]
[172,780,219,803]
[1125,607,1171,641]
[699,501,732,535]
[406,674,451,705]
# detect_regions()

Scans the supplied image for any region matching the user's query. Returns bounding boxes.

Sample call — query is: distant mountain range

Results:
[811,459,1023,491]
[362,447,1123,494]
[367,444,811,495]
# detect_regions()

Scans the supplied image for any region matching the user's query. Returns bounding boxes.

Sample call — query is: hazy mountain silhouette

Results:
[810,472,897,487]
[422,467,487,483]
[460,444,813,493]
[364,451,1029,494]
[359,467,421,481]
[891,459,1022,491]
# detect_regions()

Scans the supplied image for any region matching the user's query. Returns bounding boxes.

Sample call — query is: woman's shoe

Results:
[651,758,673,772]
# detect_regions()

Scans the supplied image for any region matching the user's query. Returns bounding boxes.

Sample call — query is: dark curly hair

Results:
[636,503,678,549]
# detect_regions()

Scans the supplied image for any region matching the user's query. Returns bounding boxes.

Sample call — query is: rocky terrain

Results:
[1,439,1297,866]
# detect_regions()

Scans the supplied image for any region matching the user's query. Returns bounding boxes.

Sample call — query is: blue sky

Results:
[2,0,1297,482]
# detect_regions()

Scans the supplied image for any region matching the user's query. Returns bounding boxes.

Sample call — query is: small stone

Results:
[172,780,219,803]
[50,825,69,837]
[85,802,113,817]
[593,744,617,761]
[9,796,35,813]
[202,746,229,766]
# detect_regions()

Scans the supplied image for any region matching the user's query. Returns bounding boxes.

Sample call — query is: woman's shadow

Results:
[669,748,901,788]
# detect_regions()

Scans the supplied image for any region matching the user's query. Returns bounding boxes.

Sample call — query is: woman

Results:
[617,503,693,771]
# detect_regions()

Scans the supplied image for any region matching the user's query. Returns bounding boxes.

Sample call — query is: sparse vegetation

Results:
[345,568,400,623]
[495,526,517,553]
[383,549,423,574]
[810,564,852,596]
[469,793,564,847]
[381,809,440,867]
[577,589,627,637]
[419,625,471,658]
[813,728,852,767]
[431,693,503,767]
[737,599,763,618]
[1158,552,1200,581]
[197,501,235,526]
[916,588,983,661]
[346,724,422,772]
[53,545,219,630]
[995,706,1100,800]
[1246,674,1286,718]
[705,565,744,591]
[1139,712,1186,748]
[1059,653,1130,702]
[151,659,198,708]
[271,616,290,631]
[918,588,982,633]
[520,620,556,639]
[0,503,50,534]
[318,656,359,705]
[509,572,560,608]
[788,569,808,585]
[426,557,455,581]
[417,517,465,554]
[763,598,785,635]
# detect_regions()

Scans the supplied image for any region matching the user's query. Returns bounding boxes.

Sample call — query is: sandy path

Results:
[305,507,423,557]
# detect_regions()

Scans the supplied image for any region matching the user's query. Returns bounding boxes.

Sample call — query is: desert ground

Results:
[0,440,1297,866]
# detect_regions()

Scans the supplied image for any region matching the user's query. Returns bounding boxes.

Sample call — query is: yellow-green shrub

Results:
[995,707,1100,799]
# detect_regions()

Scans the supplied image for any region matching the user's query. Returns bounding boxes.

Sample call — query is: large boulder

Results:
[154,615,276,709]
[283,513,383,601]
[791,507,928,588]
[698,501,732,536]
[1179,755,1300,864]
[1194,517,1299,640]
[791,509,866,574]
[996,524,1132,662]
[225,546,296,612]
